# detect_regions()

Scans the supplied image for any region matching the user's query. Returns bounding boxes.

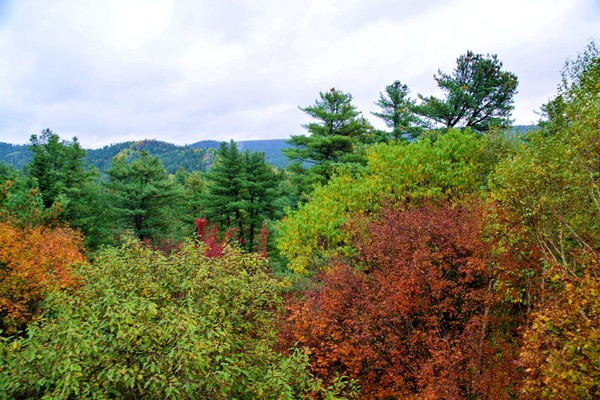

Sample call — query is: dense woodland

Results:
[0,44,598,399]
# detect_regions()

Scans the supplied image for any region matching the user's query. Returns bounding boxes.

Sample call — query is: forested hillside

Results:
[0,45,598,399]
[0,138,292,174]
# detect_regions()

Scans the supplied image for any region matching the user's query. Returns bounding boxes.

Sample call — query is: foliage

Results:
[201,141,283,252]
[371,80,422,140]
[28,129,91,209]
[0,240,350,399]
[0,220,84,334]
[25,130,115,249]
[489,41,600,399]
[0,163,47,226]
[519,271,599,399]
[105,151,181,243]
[278,129,488,274]
[415,51,518,132]
[285,205,522,399]
[490,41,599,274]
[201,141,248,238]
[284,88,372,198]
[242,150,283,252]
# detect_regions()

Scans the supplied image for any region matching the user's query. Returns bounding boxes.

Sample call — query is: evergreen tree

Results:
[200,141,248,237]
[200,142,284,252]
[25,130,112,247]
[284,88,371,202]
[105,151,179,242]
[415,51,518,132]
[242,151,282,252]
[372,80,422,140]
[27,129,89,209]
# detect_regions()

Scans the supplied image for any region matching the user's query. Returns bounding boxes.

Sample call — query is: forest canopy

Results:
[0,43,598,399]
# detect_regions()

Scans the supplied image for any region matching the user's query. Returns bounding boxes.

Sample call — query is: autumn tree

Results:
[490,41,599,399]
[278,129,488,274]
[286,205,522,399]
[0,220,84,334]
[415,51,518,132]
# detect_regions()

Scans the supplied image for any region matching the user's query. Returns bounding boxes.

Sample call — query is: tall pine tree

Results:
[242,151,281,252]
[372,81,422,141]
[284,88,371,203]
[105,151,179,242]
[200,141,248,237]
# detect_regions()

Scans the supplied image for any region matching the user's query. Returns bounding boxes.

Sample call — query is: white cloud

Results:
[0,0,597,147]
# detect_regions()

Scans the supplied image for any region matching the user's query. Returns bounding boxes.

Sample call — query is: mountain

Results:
[86,140,216,174]
[0,138,292,174]
[190,139,290,168]
[0,142,30,170]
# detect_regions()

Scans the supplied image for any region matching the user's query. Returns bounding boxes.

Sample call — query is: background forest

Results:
[0,43,598,399]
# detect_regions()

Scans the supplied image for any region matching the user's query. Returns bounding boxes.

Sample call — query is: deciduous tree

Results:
[0,220,84,334]
[286,205,522,399]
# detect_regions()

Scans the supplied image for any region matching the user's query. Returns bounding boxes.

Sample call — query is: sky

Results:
[0,0,598,148]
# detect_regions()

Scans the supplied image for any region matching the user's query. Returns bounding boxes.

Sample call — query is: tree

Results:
[284,88,371,192]
[0,220,84,334]
[372,80,422,140]
[519,272,599,399]
[0,240,352,399]
[201,141,248,237]
[285,205,522,399]
[25,130,113,248]
[242,151,282,252]
[105,151,179,242]
[27,129,89,209]
[278,129,488,274]
[0,163,46,226]
[415,51,518,132]
[201,142,283,253]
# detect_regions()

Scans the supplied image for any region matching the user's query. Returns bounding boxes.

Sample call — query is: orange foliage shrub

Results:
[286,205,523,399]
[0,221,84,333]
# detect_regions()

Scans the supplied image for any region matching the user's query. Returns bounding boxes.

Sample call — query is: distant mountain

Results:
[0,138,292,174]
[189,139,290,168]
[86,140,216,174]
[0,142,30,170]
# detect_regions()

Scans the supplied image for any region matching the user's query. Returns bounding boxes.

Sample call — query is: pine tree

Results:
[105,151,179,242]
[284,88,371,202]
[27,129,89,209]
[372,81,422,140]
[242,151,281,252]
[415,51,518,132]
[200,141,248,237]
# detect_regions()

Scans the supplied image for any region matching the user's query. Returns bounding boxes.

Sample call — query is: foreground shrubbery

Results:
[0,240,350,399]
[0,220,84,334]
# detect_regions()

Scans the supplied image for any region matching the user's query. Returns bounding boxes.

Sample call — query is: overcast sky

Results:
[0,0,598,148]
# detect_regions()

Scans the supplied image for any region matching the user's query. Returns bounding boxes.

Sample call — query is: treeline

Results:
[0,44,598,399]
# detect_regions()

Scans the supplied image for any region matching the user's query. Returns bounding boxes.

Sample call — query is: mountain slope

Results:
[0,138,292,173]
